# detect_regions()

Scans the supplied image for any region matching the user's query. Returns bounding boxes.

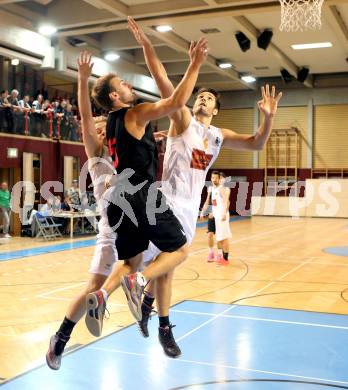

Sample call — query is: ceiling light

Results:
[155,25,172,33]
[241,75,256,83]
[219,62,233,69]
[11,59,19,66]
[104,52,120,62]
[291,42,332,50]
[38,25,57,36]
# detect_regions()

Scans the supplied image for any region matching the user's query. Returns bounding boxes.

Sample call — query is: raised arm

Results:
[127,38,208,132]
[77,52,103,159]
[128,17,191,131]
[222,85,282,151]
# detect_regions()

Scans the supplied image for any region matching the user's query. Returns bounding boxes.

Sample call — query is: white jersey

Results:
[88,154,116,237]
[144,116,223,263]
[88,153,118,276]
[161,116,223,242]
[210,184,232,241]
[211,185,225,218]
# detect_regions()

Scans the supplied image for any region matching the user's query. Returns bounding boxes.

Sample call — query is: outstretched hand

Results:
[128,16,151,47]
[189,38,209,68]
[77,51,94,79]
[258,84,282,117]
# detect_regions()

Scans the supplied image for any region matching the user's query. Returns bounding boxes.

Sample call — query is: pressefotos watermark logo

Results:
[10,157,345,230]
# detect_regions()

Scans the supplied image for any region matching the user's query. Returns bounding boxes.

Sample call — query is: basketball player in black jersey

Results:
[84,39,208,356]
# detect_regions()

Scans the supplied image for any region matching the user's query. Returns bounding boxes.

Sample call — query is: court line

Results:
[176,257,314,342]
[34,223,299,303]
[37,282,85,298]
[189,223,295,257]
[34,222,294,302]
[171,309,348,331]
[87,346,348,387]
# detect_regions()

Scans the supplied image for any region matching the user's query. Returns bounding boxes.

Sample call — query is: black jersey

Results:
[106,107,158,185]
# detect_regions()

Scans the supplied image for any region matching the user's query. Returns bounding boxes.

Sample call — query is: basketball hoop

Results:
[279,0,324,32]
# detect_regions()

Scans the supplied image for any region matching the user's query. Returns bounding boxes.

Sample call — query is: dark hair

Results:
[195,88,221,111]
[92,73,117,111]
[211,170,220,177]
[219,172,226,178]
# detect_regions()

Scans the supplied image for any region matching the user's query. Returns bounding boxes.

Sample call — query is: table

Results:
[52,211,100,238]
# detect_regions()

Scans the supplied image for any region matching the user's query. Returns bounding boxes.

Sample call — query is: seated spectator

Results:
[53,195,62,212]
[39,197,55,216]
[61,195,72,211]
[67,180,81,210]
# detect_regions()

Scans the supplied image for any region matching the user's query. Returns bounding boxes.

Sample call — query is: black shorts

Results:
[207,217,216,234]
[107,185,187,259]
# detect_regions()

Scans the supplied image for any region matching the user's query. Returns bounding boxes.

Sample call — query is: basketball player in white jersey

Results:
[212,172,232,265]
[46,53,141,369]
[201,171,223,262]
[127,17,282,357]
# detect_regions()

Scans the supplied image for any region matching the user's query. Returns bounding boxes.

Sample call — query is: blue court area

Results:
[323,247,348,257]
[0,239,97,262]
[2,301,348,389]
[0,216,247,262]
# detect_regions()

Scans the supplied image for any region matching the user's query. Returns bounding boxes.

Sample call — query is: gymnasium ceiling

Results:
[1,0,348,91]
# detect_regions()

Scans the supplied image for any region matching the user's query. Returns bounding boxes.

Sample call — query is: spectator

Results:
[18,95,32,134]
[8,89,20,133]
[32,94,44,137]
[53,195,62,212]
[0,182,11,238]
[61,195,71,211]
[39,197,54,216]
[65,104,78,141]
[67,180,81,210]
[0,88,82,141]
[0,90,13,132]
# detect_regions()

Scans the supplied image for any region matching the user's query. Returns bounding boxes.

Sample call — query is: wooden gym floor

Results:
[1,216,348,382]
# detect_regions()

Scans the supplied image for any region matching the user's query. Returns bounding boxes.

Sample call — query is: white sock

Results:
[209,247,214,255]
[218,249,223,256]
[100,288,108,302]
[136,272,147,287]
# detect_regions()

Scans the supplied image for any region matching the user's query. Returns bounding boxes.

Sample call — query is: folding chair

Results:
[34,213,62,240]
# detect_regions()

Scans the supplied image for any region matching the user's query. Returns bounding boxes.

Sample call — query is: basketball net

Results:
[279,0,324,32]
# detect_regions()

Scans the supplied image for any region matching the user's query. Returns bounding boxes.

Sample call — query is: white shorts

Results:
[214,213,232,242]
[89,232,118,276]
[142,202,197,265]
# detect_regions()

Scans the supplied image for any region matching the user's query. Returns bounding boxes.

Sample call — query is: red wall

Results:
[0,134,87,186]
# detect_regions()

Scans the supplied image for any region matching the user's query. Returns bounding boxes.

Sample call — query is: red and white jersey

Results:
[211,185,228,218]
[160,116,223,243]
[209,185,221,217]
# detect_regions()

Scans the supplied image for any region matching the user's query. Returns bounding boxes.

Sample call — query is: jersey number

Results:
[108,137,119,169]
